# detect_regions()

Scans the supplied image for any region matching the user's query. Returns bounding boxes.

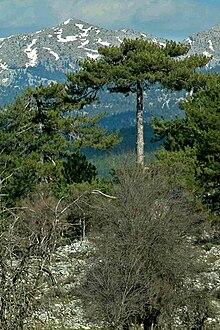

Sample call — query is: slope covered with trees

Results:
[0,38,219,329]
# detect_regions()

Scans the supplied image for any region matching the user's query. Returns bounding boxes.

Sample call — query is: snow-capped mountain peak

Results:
[0,17,159,104]
[0,18,220,119]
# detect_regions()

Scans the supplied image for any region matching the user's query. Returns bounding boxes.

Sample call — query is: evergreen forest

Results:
[0,39,219,330]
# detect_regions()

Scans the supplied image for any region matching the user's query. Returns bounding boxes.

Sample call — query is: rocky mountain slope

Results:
[185,24,220,71]
[0,18,220,130]
[0,18,156,105]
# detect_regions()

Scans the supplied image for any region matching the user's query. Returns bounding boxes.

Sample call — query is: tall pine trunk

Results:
[136,81,144,166]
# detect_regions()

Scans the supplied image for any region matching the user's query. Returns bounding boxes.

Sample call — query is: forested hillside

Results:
[0,38,219,330]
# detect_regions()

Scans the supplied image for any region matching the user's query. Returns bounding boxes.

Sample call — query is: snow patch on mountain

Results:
[186,37,193,46]
[24,39,38,67]
[83,48,98,54]
[208,40,215,52]
[43,47,59,61]
[0,60,8,72]
[86,53,100,59]
[203,51,212,57]
[78,40,90,48]
[2,78,9,84]
[75,23,84,30]
[0,42,5,50]
[64,19,72,25]
[55,28,78,43]
[75,23,93,38]
[96,38,110,46]
[117,37,123,43]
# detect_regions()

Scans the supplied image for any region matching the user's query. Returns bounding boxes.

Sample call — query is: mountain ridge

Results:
[0,18,220,119]
[0,17,161,105]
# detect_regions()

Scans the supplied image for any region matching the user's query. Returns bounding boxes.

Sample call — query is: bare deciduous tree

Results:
[80,165,211,329]
[0,187,70,330]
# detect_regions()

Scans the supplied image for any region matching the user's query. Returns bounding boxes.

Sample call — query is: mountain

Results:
[0,18,159,105]
[184,24,220,71]
[0,19,220,132]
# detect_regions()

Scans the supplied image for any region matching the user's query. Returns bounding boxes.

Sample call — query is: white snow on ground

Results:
[35,31,42,34]
[75,23,93,38]
[24,39,38,67]
[48,34,53,38]
[141,33,147,38]
[96,38,110,46]
[0,38,5,42]
[78,40,90,48]
[117,37,123,43]
[96,29,101,34]
[121,29,127,33]
[83,48,98,53]
[86,53,100,59]
[0,60,8,72]
[64,19,71,25]
[0,41,5,49]
[160,42,166,47]
[2,78,9,83]
[55,29,78,43]
[208,39,215,51]
[43,47,59,61]
[60,35,78,42]
[186,37,193,46]
[75,23,84,30]
[203,51,212,57]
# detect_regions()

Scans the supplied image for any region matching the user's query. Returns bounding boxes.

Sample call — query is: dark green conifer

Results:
[67,39,209,166]
[0,82,120,204]
[153,73,220,211]
[62,152,97,184]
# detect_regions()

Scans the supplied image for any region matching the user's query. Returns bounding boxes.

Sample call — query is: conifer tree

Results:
[0,82,120,204]
[153,73,220,211]
[67,39,209,166]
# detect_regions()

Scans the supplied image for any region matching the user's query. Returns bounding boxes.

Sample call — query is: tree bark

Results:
[136,81,144,167]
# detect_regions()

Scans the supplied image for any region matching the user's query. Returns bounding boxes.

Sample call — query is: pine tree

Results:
[62,152,97,184]
[153,73,220,212]
[67,39,209,166]
[0,82,120,204]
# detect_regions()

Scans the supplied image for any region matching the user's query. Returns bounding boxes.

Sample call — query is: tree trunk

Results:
[136,81,144,167]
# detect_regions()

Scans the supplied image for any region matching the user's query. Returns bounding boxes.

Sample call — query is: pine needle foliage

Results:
[0,82,120,205]
[67,38,210,166]
[153,73,220,212]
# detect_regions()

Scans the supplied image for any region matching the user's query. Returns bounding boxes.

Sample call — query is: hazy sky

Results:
[0,0,220,40]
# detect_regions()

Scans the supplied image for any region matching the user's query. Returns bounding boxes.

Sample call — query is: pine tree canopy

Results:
[67,39,209,93]
[152,73,220,211]
[66,38,210,166]
[0,82,120,204]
